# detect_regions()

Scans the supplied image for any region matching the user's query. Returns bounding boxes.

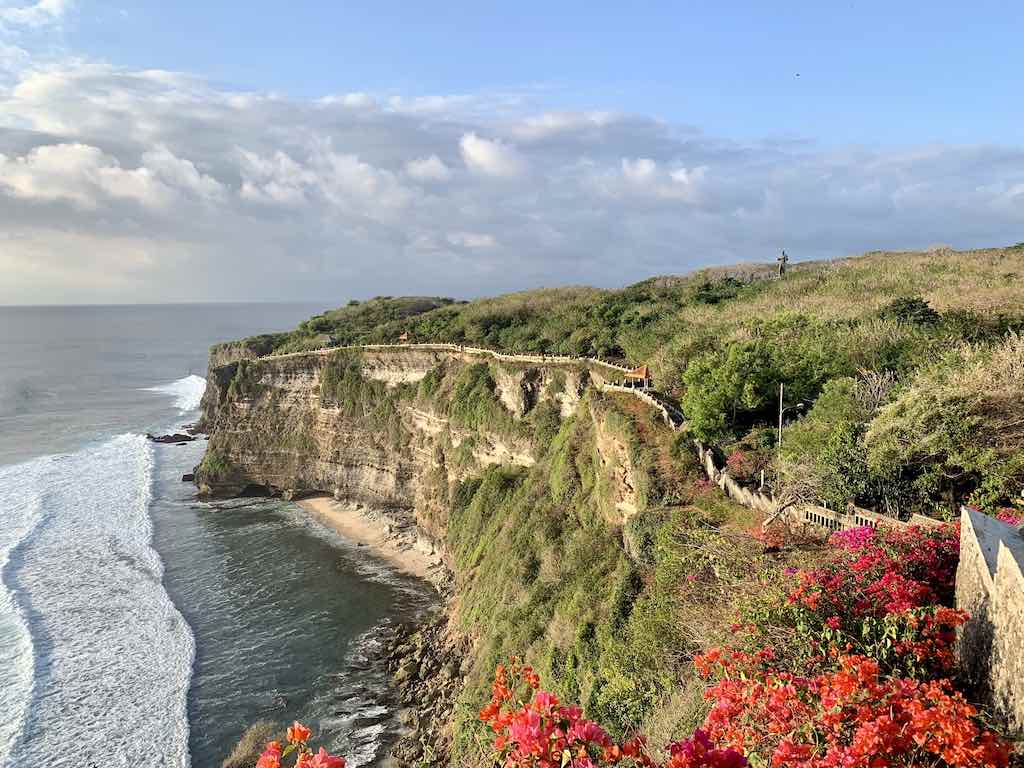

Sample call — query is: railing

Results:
[252,342,635,375]
[598,384,683,429]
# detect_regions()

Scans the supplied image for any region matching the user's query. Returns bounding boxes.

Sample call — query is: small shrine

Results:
[623,365,652,389]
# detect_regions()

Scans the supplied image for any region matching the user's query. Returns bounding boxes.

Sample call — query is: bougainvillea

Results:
[255,721,345,768]
[479,652,1009,768]
[742,523,965,677]
[724,450,758,483]
[694,649,1009,768]
[995,508,1023,526]
[479,659,747,768]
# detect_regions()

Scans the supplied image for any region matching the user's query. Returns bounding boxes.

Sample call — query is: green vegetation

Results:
[212,244,1024,765]
[198,447,236,482]
[444,392,773,763]
[213,296,458,357]
[319,350,409,448]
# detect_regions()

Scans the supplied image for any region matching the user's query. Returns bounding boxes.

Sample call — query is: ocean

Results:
[0,304,433,767]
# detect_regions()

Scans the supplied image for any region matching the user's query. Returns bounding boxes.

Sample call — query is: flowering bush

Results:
[694,649,1009,768]
[995,508,1023,526]
[255,721,345,768]
[742,523,965,677]
[724,450,758,483]
[479,659,747,768]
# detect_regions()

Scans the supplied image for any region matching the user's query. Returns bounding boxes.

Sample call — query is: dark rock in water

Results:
[147,432,195,444]
[181,473,195,482]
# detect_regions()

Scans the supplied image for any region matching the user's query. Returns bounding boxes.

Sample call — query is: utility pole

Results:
[777,383,805,459]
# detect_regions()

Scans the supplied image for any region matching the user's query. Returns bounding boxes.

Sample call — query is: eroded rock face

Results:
[195,347,554,552]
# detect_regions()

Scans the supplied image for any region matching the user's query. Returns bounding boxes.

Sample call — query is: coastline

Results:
[298,496,447,588]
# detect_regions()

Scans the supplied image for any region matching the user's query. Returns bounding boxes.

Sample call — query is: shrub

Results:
[479,660,747,768]
[878,296,941,325]
[694,650,1009,768]
[865,333,1024,514]
[740,524,963,678]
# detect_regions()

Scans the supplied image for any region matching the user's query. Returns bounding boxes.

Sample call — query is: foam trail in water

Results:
[3,434,193,767]
[143,374,207,412]
[0,458,46,761]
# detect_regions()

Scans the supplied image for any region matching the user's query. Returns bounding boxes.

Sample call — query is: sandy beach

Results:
[299,495,445,586]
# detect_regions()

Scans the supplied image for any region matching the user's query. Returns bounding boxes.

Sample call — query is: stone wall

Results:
[956,506,1024,735]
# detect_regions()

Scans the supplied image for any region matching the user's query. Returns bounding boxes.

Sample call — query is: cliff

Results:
[196,344,683,765]
[196,346,605,534]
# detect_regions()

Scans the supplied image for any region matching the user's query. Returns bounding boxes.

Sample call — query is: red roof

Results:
[625,365,650,379]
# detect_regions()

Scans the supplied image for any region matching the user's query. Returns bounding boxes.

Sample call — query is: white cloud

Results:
[622,157,658,184]
[0,143,173,209]
[142,145,225,202]
[0,0,71,28]
[388,94,471,114]
[318,92,376,109]
[405,154,451,182]
[238,149,315,206]
[0,60,1022,304]
[237,144,413,218]
[460,132,527,178]
[511,111,615,141]
[447,231,496,249]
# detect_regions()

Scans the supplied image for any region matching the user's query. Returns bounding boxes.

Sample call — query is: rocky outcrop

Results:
[593,413,639,521]
[384,617,469,767]
[195,346,598,561]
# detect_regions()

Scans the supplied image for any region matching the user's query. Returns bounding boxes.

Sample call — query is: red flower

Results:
[287,721,313,744]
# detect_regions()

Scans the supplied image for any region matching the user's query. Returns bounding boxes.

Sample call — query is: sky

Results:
[1,1,1022,305]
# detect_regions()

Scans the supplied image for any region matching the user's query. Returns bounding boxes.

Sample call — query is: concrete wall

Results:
[956,506,1024,736]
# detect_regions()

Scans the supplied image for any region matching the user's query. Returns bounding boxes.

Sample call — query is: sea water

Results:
[0,305,433,767]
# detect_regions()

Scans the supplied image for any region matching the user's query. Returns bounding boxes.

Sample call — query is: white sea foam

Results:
[0,435,194,767]
[0,458,46,761]
[144,374,207,412]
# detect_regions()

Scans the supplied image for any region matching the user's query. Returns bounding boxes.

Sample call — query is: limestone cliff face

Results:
[199,344,650,767]
[195,346,630,559]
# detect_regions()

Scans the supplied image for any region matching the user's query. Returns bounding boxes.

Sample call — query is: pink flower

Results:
[308,747,346,768]
[256,742,282,768]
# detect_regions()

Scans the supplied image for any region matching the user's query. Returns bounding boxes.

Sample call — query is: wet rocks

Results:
[147,432,195,444]
[383,616,469,768]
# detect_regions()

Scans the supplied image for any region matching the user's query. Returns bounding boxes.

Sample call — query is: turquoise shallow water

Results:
[0,304,433,767]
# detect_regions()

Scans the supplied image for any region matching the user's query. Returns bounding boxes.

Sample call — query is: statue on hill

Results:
[777,249,789,277]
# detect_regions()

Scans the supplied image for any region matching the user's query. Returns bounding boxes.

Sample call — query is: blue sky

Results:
[66,1,1023,146]
[0,1,1022,303]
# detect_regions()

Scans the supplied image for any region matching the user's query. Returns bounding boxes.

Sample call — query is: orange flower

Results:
[255,741,282,768]
[287,721,313,744]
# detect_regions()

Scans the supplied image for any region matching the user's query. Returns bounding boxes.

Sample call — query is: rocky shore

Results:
[382,616,469,768]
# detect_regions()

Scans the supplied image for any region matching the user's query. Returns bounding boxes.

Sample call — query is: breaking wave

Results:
[144,375,207,413]
[0,435,194,767]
